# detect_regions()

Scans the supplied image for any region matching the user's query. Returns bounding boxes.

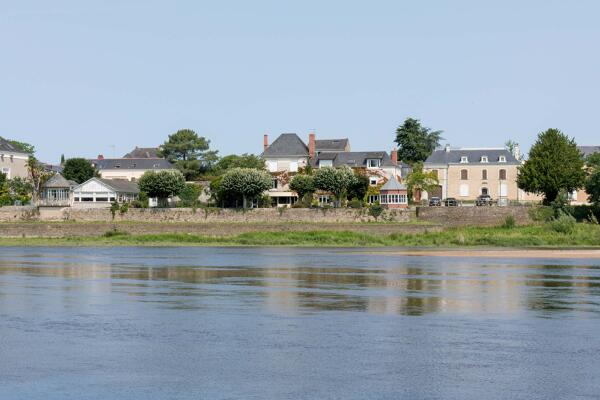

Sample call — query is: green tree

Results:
[289,174,315,201]
[63,158,96,183]
[178,183,202,207]
[313,167,355,207]
[586,152,600,169]
[60,154,65,165]
[586,170,600,207]
[158,129,219,180]
[406,162,439,202]
[218,168,271,209]
[395,118,443,164]
[517,129,586,204]
[347,172,369,201]
[26,156,50,203]
[214,154,265,172]
[8,139,35,154]
[138,170,186,207]
[8,177,33,202]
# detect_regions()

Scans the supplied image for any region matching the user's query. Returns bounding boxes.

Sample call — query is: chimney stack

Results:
[391,149,398,165]
[263,134,269,151]
[512,143,521,161]
[98,154,104,160]
[444,144,451,153]
[308,132,316,158]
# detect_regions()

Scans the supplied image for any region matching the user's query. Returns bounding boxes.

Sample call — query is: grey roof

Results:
[92,158,175,170]
[311,151,397,168]
[98,178,140,194]
[425,148,519,165]
[578,146,600,158]
[123,147,160,159]
[0,136,28,154]
[380,177,407,191]
[262,133,309,157]
[315,139,349,152]
[43,174,72,188]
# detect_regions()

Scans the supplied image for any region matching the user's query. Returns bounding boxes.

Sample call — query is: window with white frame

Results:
[368,195,379,204]
[318,195,330,205]
[480,156,488,163]
[367,159,381,168]
[319,160,333,168]
[289,161,298,172]
[400,194,407,203]
[498,155,506,163]
[369,176,378,186]
[267,161,278,172]
[499,183,508,197]
[380,194,388,204]
[460,156,469,163]
[271,178,278,189]
[459,184,469,197]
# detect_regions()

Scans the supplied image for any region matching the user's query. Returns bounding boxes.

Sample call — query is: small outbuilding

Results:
[40,173,75,206]
[379,177,408,209]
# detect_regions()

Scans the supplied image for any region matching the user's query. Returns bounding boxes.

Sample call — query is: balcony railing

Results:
[37,199,72,207]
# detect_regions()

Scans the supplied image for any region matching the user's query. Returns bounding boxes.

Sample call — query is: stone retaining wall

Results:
[416,206,533,227]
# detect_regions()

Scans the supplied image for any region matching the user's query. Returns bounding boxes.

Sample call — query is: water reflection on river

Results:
[1,247,599,399]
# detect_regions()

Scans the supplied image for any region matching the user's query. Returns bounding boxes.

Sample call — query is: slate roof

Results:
[262,134,309,157]
[425,148,519,165]
[380,177,407,191]
[92,158,175,170]
[0,136,28,154]
[311,151,397,168]
[315,139,349,152]
[578,146,600,158]
[123,147,160,159]
[98,178,140,194]
[43,174,72,188]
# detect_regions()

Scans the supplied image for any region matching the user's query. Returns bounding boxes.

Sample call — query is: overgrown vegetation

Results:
[2,223,600,247]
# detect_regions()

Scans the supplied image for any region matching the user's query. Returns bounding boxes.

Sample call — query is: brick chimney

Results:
[391,149,398,165]
[263,134,269,151]
[308,132,316,158]
[98,154,104,160]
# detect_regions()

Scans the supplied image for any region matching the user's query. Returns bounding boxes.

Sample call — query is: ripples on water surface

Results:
[1,247,599,399]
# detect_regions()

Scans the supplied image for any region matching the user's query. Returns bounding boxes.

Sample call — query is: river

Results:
[1,247,599,399]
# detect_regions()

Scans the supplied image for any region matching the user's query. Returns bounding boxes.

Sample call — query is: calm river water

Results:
[1,247,599,399]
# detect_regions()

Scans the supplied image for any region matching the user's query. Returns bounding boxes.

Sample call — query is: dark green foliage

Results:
[517,129,586,204]
[347,173,369,201]
[179,183,202,207]
[0,172,7,189]
[158,129,218,180]
[586,152,600,169]
[8,177,32,203]
[119,203,129,215]
[110,202,120,220]
[131,191,149,208]
[214,154,265,171]
[369,203,384,221]
[348,198,364,209]
[63,158,96,183]
[395,118,443,164]
[60,154,65,165]
[289,174,315,200]
[586,169,600,206]
[528,206,555,222]
[550,190,573,218]
[138,170,186,206]
[8,139,35,154]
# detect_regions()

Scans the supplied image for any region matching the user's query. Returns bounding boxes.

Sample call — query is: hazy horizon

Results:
[2,1,599,163]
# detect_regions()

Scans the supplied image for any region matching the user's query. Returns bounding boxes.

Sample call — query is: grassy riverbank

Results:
[1,223,599,247]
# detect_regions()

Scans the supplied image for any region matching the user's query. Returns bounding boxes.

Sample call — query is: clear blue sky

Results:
[2,0,599,163]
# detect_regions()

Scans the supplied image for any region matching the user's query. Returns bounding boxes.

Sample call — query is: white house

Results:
[72,177,139,207]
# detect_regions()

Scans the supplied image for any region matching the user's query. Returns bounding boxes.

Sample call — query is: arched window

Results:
[461,169,468,180]
[482,169,487,180]
[499,169,507,180]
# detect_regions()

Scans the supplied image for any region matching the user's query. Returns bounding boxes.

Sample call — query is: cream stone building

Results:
[0,137,30,179]
[424,145,526,201]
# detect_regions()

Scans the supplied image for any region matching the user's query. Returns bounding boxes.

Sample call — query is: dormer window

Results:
[319,160,333,168]
[480,156,488,163]
[115,164,121,169]
[460,156,469,163]
[499,155,506,163]
[367,159,381,168]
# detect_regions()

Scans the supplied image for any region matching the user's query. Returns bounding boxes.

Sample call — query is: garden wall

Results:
[416,206,533,227]
[65,207,413,223]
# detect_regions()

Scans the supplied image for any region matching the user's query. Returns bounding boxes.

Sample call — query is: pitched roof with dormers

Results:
[425,148,519,166]
[315,139,350,152]
[123,147,161,159]
[0,136,28,154]
[92,158,175,170]
[311,151,400,168]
